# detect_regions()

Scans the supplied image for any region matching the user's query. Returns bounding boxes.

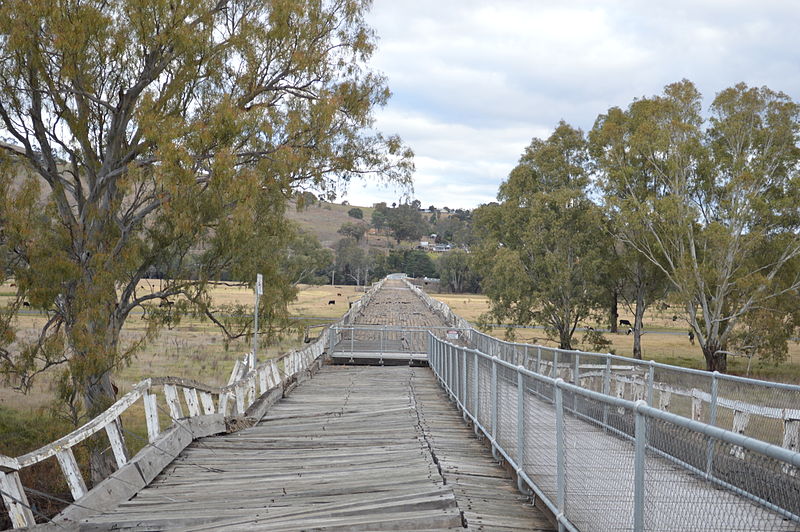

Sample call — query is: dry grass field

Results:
[0,281,359,415]
[432,292,800,383]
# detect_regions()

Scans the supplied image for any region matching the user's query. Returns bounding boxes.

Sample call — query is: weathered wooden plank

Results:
[56,448,87,501]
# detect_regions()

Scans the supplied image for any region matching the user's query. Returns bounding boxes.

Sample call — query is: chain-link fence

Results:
[429,333,800,532]
[471,330,800,454]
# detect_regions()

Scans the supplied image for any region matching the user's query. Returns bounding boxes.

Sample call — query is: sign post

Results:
[252,274,263,368]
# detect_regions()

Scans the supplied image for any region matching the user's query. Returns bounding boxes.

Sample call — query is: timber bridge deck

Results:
[3,278,800,531]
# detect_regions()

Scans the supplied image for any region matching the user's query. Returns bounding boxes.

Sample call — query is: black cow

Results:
[22,301,30,308]
[328,300,336,305]
[619,319,632,327]
[337,292,342,296]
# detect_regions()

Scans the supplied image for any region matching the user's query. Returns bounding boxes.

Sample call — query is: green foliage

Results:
[387,203,428,243]
[338,221,368,242]
[437,250,479,293]
[371,202,389,229]
[334,237,371,286]
[473,122,610,350]
[283,228,334,285]
[347,207,364,219]
[591,80,800,371]
[379,249,436,278]
[0,0,412,427]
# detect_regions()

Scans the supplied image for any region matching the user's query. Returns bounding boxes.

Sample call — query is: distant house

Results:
[419,240,430,249]
[432,244,452,252]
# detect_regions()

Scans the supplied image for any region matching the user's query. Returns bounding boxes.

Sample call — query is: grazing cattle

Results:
[626,327,633,336]
[619,319,632,327]
[328,300,336,305]
[10,283,15,287]
[337,293,342,296]
[22,301,30,308]
[688,330,695,345]
[349,302,353,308]
[672,315,678,322]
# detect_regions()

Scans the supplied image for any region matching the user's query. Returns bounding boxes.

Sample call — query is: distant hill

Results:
[286,200,392,249]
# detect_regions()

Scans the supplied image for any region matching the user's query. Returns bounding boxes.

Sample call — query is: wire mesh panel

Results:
[644,416,800,531]
[521,372,559,501]
[427,334,800,532]
[496,363,519,457]
[562,386,637,532]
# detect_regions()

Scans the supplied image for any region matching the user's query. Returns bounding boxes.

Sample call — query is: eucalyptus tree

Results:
[473,122,611,349]
[592,80,800,371]
[590,107,669,359]
[0,0,412,435]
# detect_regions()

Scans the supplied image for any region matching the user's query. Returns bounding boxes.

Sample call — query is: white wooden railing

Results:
[0,279,387,529]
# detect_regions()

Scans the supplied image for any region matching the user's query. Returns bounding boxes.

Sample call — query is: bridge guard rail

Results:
[0,279,388,529]
[428,333,800,532]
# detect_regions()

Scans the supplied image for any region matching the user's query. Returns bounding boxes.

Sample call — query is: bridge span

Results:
[3,278,800,531]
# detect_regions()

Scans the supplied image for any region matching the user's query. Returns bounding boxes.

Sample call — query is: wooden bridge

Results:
[2,278,800,531]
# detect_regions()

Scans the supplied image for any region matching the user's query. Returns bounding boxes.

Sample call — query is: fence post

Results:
[706,371,720,476]
[381,325,385,358]
[516,367,527,493]
[536,346,542,374]
[552,349,559,379]
[646,361,655,406]
[0,458,35,529]
[634,401,647,532]
[473,350,480,429]
[555,379,566,530]
[491,357,499,460]
[461,346,468,419]
[573,352,580,385]
[603,358,611,430]
[523,344,529,370]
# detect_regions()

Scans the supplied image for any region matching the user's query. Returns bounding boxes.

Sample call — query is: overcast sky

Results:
[340,0,800,209]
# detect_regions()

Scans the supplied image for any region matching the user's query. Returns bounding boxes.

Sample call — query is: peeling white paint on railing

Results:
[0,279,387,529]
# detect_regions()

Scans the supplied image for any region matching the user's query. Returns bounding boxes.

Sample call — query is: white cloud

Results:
[340,0,800,208]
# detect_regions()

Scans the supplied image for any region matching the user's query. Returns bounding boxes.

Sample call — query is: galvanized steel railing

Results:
[470,329,800,453]
[428,333,800,532]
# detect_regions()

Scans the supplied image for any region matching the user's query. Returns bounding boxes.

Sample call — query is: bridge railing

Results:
[469,329,800,452]
[428,333,800,532]
[1,279,390,529]
[328,325,470,362]
[403,279,800,453]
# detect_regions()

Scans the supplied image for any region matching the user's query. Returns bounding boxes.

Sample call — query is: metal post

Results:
[252,273,262,368]
[646,361,655,406]
[572,353,580,412]
[555,380,566,531]
[634,403,647,532]
[573,353,580,385]
[603,358,611,430]
[523,344,529,370]
[461,347,468,419]
[381,325,385,359]
[516,368,526,493]
[536,346,542,374]
[473,350,480,424]
[552,349,559,379]
[706,371,719,476]
[491,357,499,460]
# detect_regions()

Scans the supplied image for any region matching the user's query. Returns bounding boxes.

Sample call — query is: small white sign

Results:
[446,330,458,340]
[255,273,263,295]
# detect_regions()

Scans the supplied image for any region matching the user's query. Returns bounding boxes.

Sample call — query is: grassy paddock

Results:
[0,282,356,426]
[431,292,800,384]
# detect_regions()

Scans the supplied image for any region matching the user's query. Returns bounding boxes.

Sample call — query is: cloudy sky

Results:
[340,1,800,209]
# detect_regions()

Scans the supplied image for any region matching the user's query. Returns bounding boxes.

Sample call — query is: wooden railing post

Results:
[182,387,201,417]
[164,384,184,420]
[104,418,129,469]
[0,456,35,528]
[143,390,160,442]
[56,448,87,501]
